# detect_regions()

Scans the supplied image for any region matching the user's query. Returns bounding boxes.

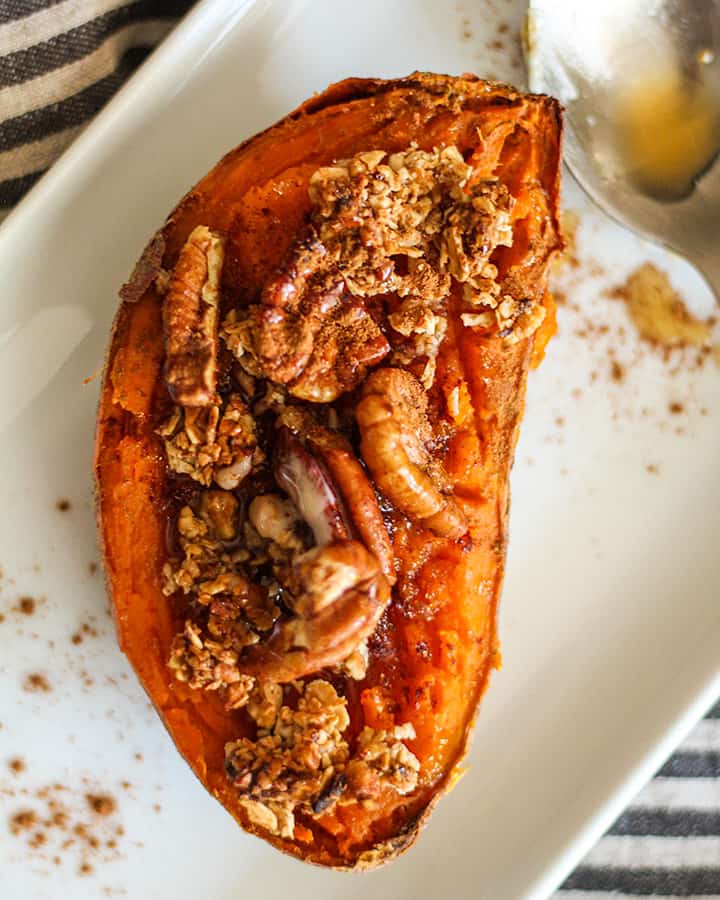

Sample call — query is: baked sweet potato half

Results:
[95,72,562,868]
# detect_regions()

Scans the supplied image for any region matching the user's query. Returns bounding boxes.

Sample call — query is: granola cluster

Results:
[336,639,369,681]
[222,144,535,400]
[459,265,546,344]
[387,276,448,389]
[168,621,257,710]
[164,504,280,709]
[308,145,510,293]
[225,680,419,839]
[157,394,262,489]
[345,723,420,802]
[308,145,545,352]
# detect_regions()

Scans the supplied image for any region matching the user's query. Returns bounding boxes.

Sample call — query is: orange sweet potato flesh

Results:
[95,73,562,868]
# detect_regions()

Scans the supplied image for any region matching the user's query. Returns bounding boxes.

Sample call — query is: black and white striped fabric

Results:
[1,3,719,896]
[0,0,193,213]
[557,700,720,898]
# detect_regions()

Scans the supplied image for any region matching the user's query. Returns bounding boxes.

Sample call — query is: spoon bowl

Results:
[527,0,720,298]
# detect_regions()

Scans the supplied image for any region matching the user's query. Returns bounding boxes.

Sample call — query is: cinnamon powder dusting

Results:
[15,597,36,615]
[5,783,123,879]
[86,794,116,817]
[548,210,717,478]
[7,757,25,775]
[610,360,625,383]
[10,809,37,835]
[22,673,51,693]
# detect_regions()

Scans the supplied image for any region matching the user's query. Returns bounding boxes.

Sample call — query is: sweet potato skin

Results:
[95,73,562,868]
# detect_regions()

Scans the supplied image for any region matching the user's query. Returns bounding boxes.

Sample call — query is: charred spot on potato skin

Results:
[119,231,166,304]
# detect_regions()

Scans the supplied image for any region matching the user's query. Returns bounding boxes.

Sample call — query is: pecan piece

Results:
[277,406,395,580]
[356,367,468,539]
[273,427,351,546]
[289,302,390,402]
[236,541,390,683]
[163,225,225,407]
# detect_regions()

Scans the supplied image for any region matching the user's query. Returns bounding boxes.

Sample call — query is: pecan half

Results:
[163,225,225,407]
[236,541,391,682]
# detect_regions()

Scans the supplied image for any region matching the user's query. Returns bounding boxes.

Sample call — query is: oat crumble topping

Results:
[336,639,369,681]
[222,144,537,400]
[164,504,280,708]
[307,146,512,298]
[225,680,419,838]
[157,394,262,488]
[345,723,420,803]
[154,140,540,823]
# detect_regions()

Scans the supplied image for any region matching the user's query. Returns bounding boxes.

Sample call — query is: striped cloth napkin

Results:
[0,0,193,213]
[1,3,718,897]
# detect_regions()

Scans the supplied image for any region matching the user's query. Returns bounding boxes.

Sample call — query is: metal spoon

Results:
[526,0,720,299]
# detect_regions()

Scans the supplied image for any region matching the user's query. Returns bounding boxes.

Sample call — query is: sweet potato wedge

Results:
[95,72,562,868]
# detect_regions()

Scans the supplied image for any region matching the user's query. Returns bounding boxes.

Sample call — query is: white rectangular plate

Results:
[0,1,718,898]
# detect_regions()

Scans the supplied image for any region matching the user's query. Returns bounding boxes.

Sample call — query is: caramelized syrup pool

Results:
[616,56,720,201]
